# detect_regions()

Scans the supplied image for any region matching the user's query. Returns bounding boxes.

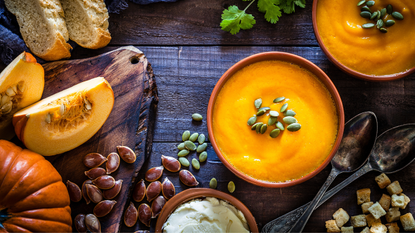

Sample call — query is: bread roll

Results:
[4,0,72,61]
[60,0,111,49]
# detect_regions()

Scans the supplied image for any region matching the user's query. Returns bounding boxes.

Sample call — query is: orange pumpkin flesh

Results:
[0,52,44,140]
[0,140,72,232]
[13,77,114,156]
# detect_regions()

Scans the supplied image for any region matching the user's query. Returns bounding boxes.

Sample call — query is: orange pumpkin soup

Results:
[212,60,338,183]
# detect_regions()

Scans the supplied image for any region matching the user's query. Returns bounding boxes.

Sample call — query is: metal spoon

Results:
[262,111,378,233]
[264,121,415,233]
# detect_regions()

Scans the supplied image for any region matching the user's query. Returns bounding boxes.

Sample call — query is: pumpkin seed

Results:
[184,141,196,151]
[138,203,151,227]
[380,8,386,18]
[192,113,203,121]
[83,153,107,168]
[189,133,199,142]
[256,123,263,133]
[276,121,285,131]
[45,112,52,124]
[385,20,395,26]
[369,11,378,19]
[270,129,281,138]
[361,6,371,12]
[94,200,117,218]
[391,11,404,20]
[103,179,123,200]
[366,1,375,6]
[228,181,235,193]
[85,214,101,232]
[199,151,208,162]
[209,178,217,189]
[161,155,181,172]
[256,109,267,116]
[379,27,388,33]
[123,202,138,227]
[1,95,10,106]
[376,19,384,29]
[259,107,271,112]
[74,214,87,233]
[117,146,137,164]
[198,134,206,144]
[269,110,279,117]
[287,123,302,132]
[284,110,296,116]
[362,23,375,29]
[273,97,285,103]
[376,10,381,20]
[17,81,24,93]
[162,177,176,200]
[106,153,120,174]
[59,104,66,115]
[251,122,262,130]
[361,11,372,18]
[259,124,267,134]
[177,143,185,150]
[84,98,92,110]
[5,87,15,97]
[254,98,262,109]
[387,4,393,14]
[179,157,190,167]
[179,170,199,187]
[146,181,162,202]
[268,117,277,126]
[182,130,190,141]
[145,166,164,182]
[178,149,189,157]
[151,196,166,218]
[283,116,297,124]
[280,103,288,112]
[93,175,116,190]
[1,101,12,114]
[192,158,200,170]
[197,143,207,153]
[67,180,82,202]
[357,0,366,6]
[247,116,257,126]
[132,179,146,202]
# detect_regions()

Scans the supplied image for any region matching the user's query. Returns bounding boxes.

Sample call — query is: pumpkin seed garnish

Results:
[247,116,257,126]
[197,143,207,153]
[256,123,263,134]
[366,1,375,7]
[259,107,271,112]
[361,6,371,12]
[182,130,190,141]
[199,151,208,162]
[369,11,378,20]
[357,0,366,6]
[376,19,384,29]
[280,103,288,112]
[189,133,199,142]
[379,27,388,33]
[376,10,381,20]
[387,4,393,14]
[184,141,196,151]
[360,11,371,19]
[254,98,262,109]
[276,121,285,131]
[283,116,297,124]
[177,143,185,150]
[268,117,277,126]
[260,124,268,134]
[270,129,281,138]
[178,149,189,157]
[256,109,267,116]
[287,123,302,132]
[198,134,206,144]
[273,97,285,103]
[251,122,263,131]
[192,113,203,121]
[269,110,279,117]
[209,178,217,189]
[391,11,404,20]
[362,23,375,29]
[380,8,387,18]
[284,110,296,117]
[192,158,200,170]
[385,20,395,26]
[228,181,235,193]
[179,157,190,167]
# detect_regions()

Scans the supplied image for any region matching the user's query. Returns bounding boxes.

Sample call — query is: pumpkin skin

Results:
[0,140,72,232]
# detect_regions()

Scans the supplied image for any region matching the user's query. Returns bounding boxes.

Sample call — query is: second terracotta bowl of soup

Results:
[207,52,345,188]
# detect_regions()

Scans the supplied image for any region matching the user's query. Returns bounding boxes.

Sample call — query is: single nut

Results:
[66,180,82,202]
[132,179,146,202]
[82,180,93,204]
[146,181,162,202]
[162,177,175,200]
[74,214,87,233]
[83,153,107,168]
[106,152,120,174]
[86,184,103,204]
[138,203,152,227]
[145,166,164,182]
[103,179,123,200]
[93,200,117,218]
[124,202,138,227]
[84,167,106,180]
[161,155,181,172]
[85,214,101,233]
[179,170,199,187]
[151,196,166,218]
[92,175,116,190]
[117,146,137,163]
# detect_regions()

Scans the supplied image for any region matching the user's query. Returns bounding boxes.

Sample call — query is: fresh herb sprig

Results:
[220,0,306,35]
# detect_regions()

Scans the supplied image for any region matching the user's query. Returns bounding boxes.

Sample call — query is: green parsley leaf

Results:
[257,0,282,24]
[220,5,256,35]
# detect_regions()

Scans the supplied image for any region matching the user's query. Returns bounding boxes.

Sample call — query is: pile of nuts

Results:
[66,145,137,232]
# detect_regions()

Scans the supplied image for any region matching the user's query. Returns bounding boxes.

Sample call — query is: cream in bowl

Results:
[314,0,415,80]
[207,52,344,188]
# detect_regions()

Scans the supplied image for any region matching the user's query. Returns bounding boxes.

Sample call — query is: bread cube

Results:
[385,222,399,233]
[398,193,410,209]
[378,194,391,211]
[351,214,367,228]
[391,194,405,208]
[368,202,387,219]
[375,173,391,189]
[366,214,381,227]
[400,213,415,232]
[385,207,401,222]
[341,226,353,233]
[326,219,341,232]
[370,223,387,233]
[362,202,374,214]
[386,181,403,195]
[357,188,371,205]
[361,227,370,233]
[333,208,350,227]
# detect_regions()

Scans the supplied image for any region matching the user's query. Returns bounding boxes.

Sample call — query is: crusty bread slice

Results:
[60,0,111,49]
[4,0,72,61]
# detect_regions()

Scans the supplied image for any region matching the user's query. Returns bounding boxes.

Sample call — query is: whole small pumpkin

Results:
[0,140,72,232]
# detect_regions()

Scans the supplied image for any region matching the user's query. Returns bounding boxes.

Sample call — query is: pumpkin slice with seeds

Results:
[0,52,44,140]
[12,77,114,156]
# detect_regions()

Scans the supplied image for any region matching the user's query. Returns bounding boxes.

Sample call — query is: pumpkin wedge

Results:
[13,77,114,156]
[0,52,44,140]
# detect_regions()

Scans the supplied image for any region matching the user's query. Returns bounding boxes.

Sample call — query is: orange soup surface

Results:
[212,61,339,183]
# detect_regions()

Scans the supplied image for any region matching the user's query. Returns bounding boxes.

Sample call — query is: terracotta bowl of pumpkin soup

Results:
[313,0,415,81]
[207,52,344,188]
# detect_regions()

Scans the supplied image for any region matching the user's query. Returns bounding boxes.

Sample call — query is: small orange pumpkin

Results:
[0,140,72,232]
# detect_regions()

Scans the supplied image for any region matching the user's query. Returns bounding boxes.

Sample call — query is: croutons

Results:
[341,226,353,233]
[391,194,405,208]
[368,202,387,219]
[398,193,410,209]
[326,219,341,232]
[385,207,401,223]
[366,214,381,227]
[378,194,391,211]
[385,222,399,233]
[361,227,370,233]
[351,214,367,228]
[375,173,391,189]
[386,181,403,195]
[357,188,371,205]
[362,202,374,214]
[370,222,387,233]
[333,208,350,227]
[400,213,415,232]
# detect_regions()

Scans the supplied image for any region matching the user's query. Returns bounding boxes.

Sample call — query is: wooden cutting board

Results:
[40,46,158,232]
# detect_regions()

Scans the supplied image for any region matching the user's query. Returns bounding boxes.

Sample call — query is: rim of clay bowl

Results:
[206,51,345,188]
[312,0,415,81]
[154,188,259,232]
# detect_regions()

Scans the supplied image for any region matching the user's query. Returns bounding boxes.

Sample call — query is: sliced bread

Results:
[4,0,72,61]
[60,0,111,49]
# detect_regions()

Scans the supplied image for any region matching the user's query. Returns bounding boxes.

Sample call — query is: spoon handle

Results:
[262,163,373,233]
